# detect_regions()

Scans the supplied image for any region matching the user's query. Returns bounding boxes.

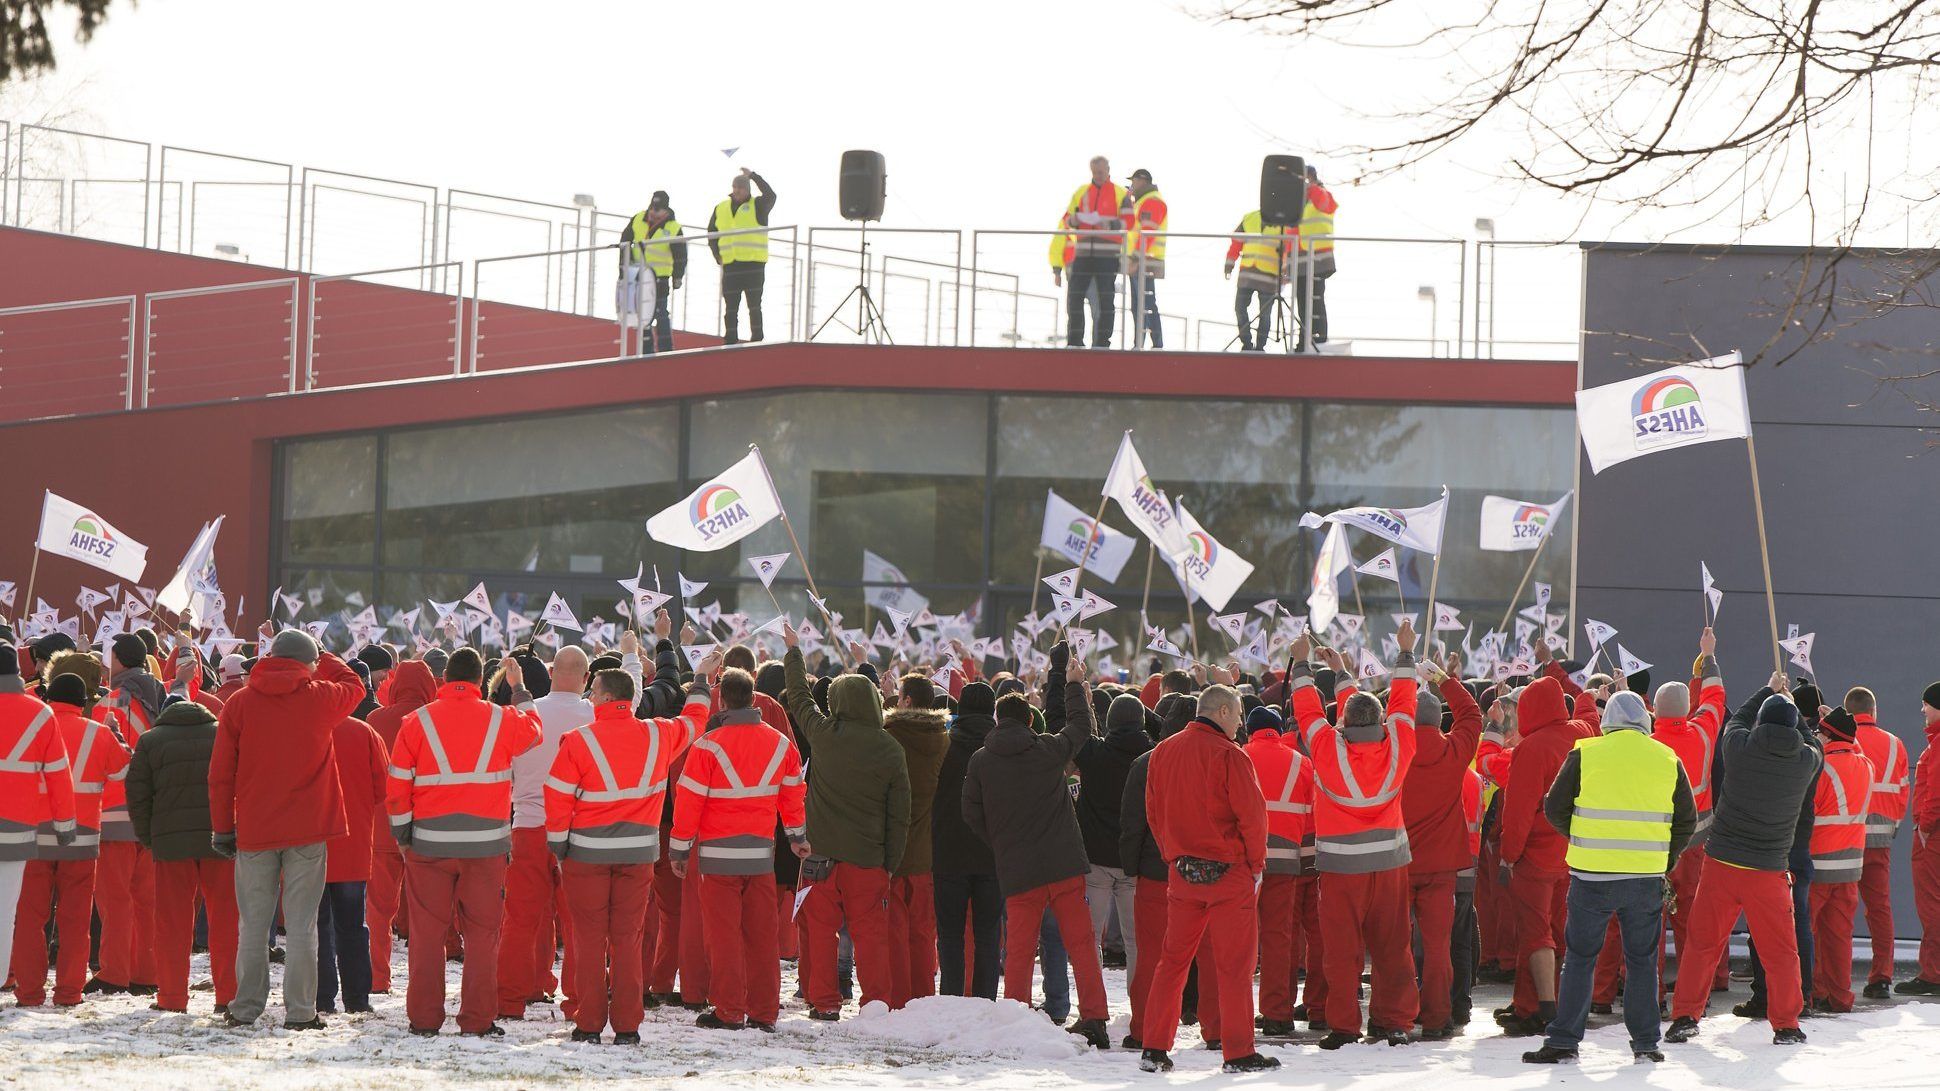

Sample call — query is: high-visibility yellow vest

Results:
[1237,210,1291,275]
[1565,729,1680,874]
[1130,189,1167,265]
[626,213,681,276]
[712,199,768,264]
[1301,197,1335,256]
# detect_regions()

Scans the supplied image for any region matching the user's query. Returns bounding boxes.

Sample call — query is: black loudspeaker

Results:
[839,150,887,222]
[1260,154,1307,227]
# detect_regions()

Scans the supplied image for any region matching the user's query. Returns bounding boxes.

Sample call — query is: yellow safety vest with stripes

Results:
[1565,729,1680,874]
[712,199,768,264]
[626,213,681,276]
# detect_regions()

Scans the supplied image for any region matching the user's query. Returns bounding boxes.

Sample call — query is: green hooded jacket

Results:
[784,648,912,871]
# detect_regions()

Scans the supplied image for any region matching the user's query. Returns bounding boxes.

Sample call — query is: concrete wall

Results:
[1576,242,1940,936]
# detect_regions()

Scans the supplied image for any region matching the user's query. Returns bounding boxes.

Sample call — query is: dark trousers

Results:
[1132,274,1162,348]
[1234,283,1275,350]
[1450,887,1477,1024]
[1064,265,1116,348]
[933,872,1001,1000]
[1748,866,1814,1010]
[1548,876,1663,1053]
[722,262,765,344]
[1294,268,1329,345]
[316,880,372,1013]
[647,275,674,353]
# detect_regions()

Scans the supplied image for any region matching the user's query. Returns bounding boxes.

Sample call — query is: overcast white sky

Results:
[8,0,1926,353]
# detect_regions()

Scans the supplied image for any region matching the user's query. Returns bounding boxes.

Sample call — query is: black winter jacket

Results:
[1074,695,1154,867]
[1707,687,1824,872]
[963,680,1093,896]
[931,712,997,875]
[1119,750,1167,881]
[125,700,222,862]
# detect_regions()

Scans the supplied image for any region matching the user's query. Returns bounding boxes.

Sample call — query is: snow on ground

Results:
[5,951,1940,1090]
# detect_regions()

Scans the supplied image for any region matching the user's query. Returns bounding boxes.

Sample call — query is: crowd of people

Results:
[3,605,1939,1073]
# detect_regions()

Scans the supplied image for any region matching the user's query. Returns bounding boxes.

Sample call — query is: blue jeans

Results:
[1548,876,1663,1052]
[934,873,1002,1000]
[315,880,372,1013]
[1748,865,1814,1009]
[1039,910,1070,1023]
[1132,273,1162,348]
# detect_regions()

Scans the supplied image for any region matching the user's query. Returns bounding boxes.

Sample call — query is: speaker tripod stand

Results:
[1225,282,1300,354]
[813,222,892,345]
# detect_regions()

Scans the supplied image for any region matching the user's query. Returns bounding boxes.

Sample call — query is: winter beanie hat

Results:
[111,633,149,670]
[1924,682,1940,712]
[957,681,996,718]
[1757,693,1800,731]
[1820,707,1859,743]
[1601,690,1653,734]
[1245,705,1285,734]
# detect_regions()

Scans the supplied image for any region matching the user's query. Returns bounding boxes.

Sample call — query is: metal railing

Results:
[307,261,464,390]
[141,278,300,406]
[0,293,138,418]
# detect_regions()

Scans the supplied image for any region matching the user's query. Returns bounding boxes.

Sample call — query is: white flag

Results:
[748,552,791,588]
[677,573,707,600]
[1146,632,1187,660]
[1701,562,1723,620]
[76,587,109,616]
[1299,486,1449,555]
[1779,632,1815,661]
[886,606,913,636]
[1172,501,1254,613]
[156,517,224,623]
[1308,522,1353,631]
[646,449,784,551]
[1102,431,1188,557]
[1355,547,1401,583]
[1355,647,1387,680]
[0,581,14,608]
[1049,594,1082,625]
[1337,613,1365,638]
[540,593,583,631]
[1211,612,1248,643]
[862,549,929,616]
[1042,566,1082,598]
[1478,492,1573,552]
[1066,627,1094,663]
[1391,612,1419,630]
[1077,590,1116,621]
[1433,602,1463,631]
[1040,489,1136,582]
[1615,644,1652,676]
[279,589,304,617]
[462,582,492,614]
[36,491,150,582]
[1575,353,1752,474]
[1254,598,1281,619]
[1583,618,1618,648]
[681,644,718,671]
[1534,582,1552,614]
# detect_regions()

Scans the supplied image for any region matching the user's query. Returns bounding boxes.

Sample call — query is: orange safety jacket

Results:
[1243,726,1314,875]
[1457,767,1482,891]
[38,701,129,860]
[0,693,75,861]
[1293,658,1420,874]
[1050,181,1131,269]
[386,682,542,859]
[543,692,707,865]
[93,704,142,841]
[1855,715,1910,847]
[1810,740,1874,883]
[1652,660,1726,842]
[669,708,807,875]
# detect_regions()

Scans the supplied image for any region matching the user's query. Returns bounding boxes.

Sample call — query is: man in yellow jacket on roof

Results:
[1050,157,1131,349]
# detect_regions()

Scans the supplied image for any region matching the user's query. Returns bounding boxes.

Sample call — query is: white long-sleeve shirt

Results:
[510,652,641,829]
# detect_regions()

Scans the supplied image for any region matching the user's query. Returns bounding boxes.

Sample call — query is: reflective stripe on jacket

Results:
[1303,664,1418,874]
[387,682,542,859]
[1564,728,1680,874]
[669,710,806,874]
[543,693,705,864]
[712,199,768,264]
[1810,741,1874,882]
[1244,728,1312,875]
[0,695,75,861]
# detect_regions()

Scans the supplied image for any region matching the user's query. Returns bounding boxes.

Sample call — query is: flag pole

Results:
[1027,548,1046,632]
[1497,530,1553,634]
[1138,541,1155,621]
[1424,551,1443,648]
[750,444,853,669]
[1348,563,1364,619]
[22,547,41,630]
[1744,436,1783,676]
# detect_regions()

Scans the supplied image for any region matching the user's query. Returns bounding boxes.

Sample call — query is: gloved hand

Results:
[212,832,237,859]
[1049,641,1069,672]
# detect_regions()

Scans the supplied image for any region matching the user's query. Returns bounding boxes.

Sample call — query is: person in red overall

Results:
[1807,707,1875,1012]
[1845,686,1911,997]
[10,673,113,1006]
[1402,662,1483,1039]
[1243,703,1314,1038]
[92,633,167,995]
[670,665,807,1031]
[1900,683,1940,995]
[1291,623,1421,1049]
[364,658,438,993]
[546,640,708,1044]
[1496,646,1599,1036]
[0,645,77,988]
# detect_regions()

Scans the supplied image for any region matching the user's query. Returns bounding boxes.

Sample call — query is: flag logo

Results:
[689,484,752,542]
[1511,504,1549,542]
[1364,508,1408,537]
[1631,375,1706,449]
[68,513,119,560]
[1130,476,1177,532]
[1178,530,1219,583]
[1062,518,1102,560]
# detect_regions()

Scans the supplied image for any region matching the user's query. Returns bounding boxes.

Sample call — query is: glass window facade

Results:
[275,391,1572,658]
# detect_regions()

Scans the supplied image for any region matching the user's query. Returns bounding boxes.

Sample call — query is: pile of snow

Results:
[839,996,1087,1061]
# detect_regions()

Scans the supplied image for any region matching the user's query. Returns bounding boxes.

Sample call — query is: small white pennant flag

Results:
[1337,614,1365,638]
[279,589,304,617]
[1253,598,1281,619]
[681,643,718,671]
[1534,582,1552,614]
[1211,611,1248,643]
[886,605,913,636]
[540,593,583,631]
[76,587,109,616]
[678,573,707,600]
[1050,594,1082,625]
[1391,612,1419,630]
[1355,647,1387,680]
[1584,618,1618,648]
[1077,590,1116,621]
[505,611,534,638]
[748,552,791,588]
[1042,567,1082,598]
[1433,602,1463,631]
[1355,548,1401,583]
[1146,632,1187,659]
[462,582,492,614]
[634,588,673,619]
[1067,627,1095,663]
[1615,644,1651,676]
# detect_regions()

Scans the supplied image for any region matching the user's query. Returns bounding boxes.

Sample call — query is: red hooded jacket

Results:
[368,661,438,750]
[324,716,389,882]
[1404,677,1484,874]
[208,653,366,852]
[1912,719,1940,836]
[1498,675,1598,872]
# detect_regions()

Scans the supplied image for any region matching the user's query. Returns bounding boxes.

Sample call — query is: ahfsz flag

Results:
[37,491,149,582]
[1171,501,1254,613]
[647,448,783,551]
[1102,431,1188,557]
[1478,492,1573,552]
[1300,486,1449,555]
[1575,353,1752,474]
[1040,489,1136,582]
